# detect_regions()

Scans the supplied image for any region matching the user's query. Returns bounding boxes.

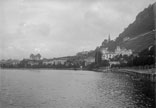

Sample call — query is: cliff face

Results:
[101,4,155,53]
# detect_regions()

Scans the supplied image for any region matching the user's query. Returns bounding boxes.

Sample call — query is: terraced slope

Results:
[120,30,155,53]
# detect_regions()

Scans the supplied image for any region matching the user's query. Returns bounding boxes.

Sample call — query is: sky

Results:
[0,0,155,59]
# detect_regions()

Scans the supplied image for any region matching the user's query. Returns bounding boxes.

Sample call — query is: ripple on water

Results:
[0,70,155,108]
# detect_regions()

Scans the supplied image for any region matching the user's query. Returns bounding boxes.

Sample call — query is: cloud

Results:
[0,0,155,59]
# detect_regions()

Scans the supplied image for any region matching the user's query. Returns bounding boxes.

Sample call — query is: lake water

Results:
[0,69,155,108]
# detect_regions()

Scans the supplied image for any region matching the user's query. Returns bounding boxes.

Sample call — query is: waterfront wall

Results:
[113,69,156,82]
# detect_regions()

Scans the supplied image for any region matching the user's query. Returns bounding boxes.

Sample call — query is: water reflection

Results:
[0,69,155,108]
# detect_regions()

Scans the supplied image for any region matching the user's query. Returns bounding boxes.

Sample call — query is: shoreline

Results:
[109,68,155,82]
[1,67,156,82]
[0,67,84,71]
[89,67,156,82]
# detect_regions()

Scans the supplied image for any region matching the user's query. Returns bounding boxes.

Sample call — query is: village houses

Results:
[101,46,132,61]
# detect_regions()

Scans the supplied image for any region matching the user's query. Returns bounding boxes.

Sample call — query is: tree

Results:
[95,50,102,66]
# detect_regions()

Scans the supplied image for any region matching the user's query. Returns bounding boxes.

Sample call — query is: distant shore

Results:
[0,67,84,71]
[1,67,155,82]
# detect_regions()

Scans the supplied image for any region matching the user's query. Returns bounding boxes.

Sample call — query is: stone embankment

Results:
[112,68,156,82]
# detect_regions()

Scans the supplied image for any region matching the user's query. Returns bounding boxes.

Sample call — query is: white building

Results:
[42,58,67,65]
[42,59,55,65]
[100,48,115,60]
[101,46,132,60]
[0,59,20,66]
[30,54,41,60]
[115,46,132,56]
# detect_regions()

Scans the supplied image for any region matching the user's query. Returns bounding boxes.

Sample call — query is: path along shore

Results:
[116,68,156,82]
[93,68,156,82]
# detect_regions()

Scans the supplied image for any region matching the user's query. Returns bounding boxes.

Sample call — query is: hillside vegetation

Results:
[101,4,155,53]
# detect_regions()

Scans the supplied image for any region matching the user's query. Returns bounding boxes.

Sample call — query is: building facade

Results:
[100,48,115,60]
[115,46,132,56]
[42,58,67,65]
[30,54,41,60]
[101,46,132,60]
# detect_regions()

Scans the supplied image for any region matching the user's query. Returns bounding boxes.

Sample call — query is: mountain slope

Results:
[101,4,155,53]
[120,30,155,53]
[116,4,155,44]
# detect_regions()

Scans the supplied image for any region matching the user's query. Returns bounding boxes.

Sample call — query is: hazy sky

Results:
[0,0,155,59]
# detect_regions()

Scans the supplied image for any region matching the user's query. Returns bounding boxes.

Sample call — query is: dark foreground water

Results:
[0,69,155,108]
